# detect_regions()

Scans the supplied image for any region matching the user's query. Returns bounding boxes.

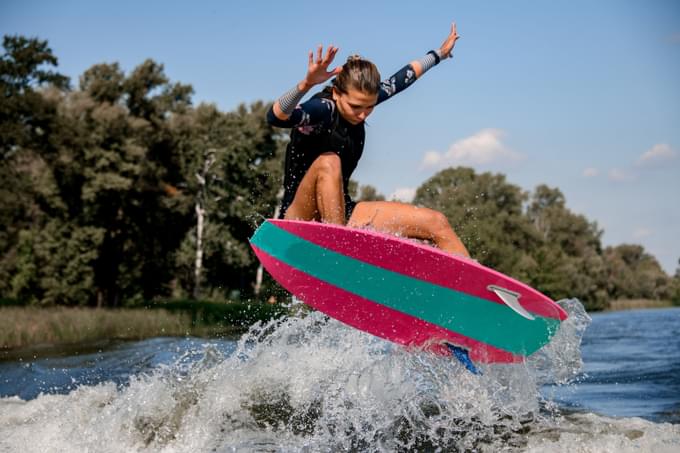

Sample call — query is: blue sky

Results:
[3,0,679,273]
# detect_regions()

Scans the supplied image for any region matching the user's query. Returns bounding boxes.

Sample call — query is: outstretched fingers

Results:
[324,45,341,76]
[304,45,342,86]
[440,21,460,59]
[309,45,339,67]
[325,45,333,61]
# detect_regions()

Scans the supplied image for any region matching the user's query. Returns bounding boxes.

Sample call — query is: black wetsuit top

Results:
[266,62,420,219]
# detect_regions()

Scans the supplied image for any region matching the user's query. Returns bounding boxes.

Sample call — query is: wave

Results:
[1,299,679,452]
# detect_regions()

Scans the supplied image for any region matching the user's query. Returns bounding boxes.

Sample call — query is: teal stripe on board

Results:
[252,222,560,355]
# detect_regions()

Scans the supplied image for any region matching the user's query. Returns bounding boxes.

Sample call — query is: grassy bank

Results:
[607,299,675,311]
[6,298,674,352]
[0,301,287,350]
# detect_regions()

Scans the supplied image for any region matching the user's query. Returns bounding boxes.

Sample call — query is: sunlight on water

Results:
[1,299,679,452]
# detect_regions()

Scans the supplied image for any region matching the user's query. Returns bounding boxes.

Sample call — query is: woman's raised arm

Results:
[271,45,342,121]
[377,21,460,105]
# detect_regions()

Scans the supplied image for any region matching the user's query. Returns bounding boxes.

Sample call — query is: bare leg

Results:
[283,153,345,224]
[348,201,470,257]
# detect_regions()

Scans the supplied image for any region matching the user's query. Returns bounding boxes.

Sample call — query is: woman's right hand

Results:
[439,22,460,60]
[299,45,342,91]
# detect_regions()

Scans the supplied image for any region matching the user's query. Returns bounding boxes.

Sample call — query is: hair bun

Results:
[347,54,363,62]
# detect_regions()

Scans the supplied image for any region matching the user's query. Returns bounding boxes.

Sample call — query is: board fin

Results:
[445,343,481,375]
[487,285,535,320]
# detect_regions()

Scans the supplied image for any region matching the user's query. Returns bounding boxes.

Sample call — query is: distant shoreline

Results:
[605,299,675,312]
[2,300,676,356]
[0,302,286,354]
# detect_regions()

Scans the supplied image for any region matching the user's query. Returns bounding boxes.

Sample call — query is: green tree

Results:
[2,36,284,306]
[526,185,608,308]
[672,259,680,305]
[414,167,538,279]
[413,170,613,309]
[172,102,282,299]
[357,184,385,202]
[72,60,194,306]
[348,181,386,202]
[2,46,197,306]
[0,35,69,158]
[11,222,105,305]
[604,244,672,301]
[0,36,69,299]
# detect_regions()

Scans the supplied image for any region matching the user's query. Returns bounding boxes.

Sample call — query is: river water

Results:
[1,301,679,452]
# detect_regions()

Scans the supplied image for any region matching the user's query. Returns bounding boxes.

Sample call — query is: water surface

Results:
[1,302,679,452]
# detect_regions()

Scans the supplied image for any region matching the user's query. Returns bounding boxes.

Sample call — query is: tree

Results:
[358,184,385,202]
[604,244,672,301]
[0,36,70,299]
[526,185,608,308]
[348,181,386,202]
[172,102,282,300]
[2,45,197,306]
[672,259,680,305]
[414,167,539,279]
[413,170,614,309]
[5,35,673,310]
[0,35,69,158]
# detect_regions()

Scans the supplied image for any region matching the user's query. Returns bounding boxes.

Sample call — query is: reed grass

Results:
[607,299,674,311]
[0,307,233,350]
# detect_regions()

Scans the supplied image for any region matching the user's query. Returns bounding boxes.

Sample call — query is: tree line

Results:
[1,36,678,311]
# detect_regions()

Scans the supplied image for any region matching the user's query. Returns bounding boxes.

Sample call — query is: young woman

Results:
[266,23,469,257]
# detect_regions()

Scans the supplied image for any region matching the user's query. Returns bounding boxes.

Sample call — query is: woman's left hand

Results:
[439,22,460,60]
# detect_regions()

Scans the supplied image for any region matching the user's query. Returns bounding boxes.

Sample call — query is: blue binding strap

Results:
[445,343,481,375]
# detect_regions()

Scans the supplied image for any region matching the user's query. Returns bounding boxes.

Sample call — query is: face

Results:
[332,87,378,125]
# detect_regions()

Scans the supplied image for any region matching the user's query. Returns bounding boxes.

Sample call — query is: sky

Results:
[2,0,679,274]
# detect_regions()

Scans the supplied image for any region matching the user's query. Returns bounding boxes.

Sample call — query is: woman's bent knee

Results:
[426,209,452,233]
[312,153,342,178]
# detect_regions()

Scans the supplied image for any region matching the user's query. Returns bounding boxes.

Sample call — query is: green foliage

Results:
[0,35,68,91]
[0,36,69,159]
[0,35,282,307]
[414,167,668,311]
[673,261,680,305]
[358,184,386,202]
[603,245,673,301]
[170,101,282,298]
[0,298,24,307]
[146,300,287,328]
[414,167,538,278]
[348,181,386,202]
[525,185,609,309]
[0,35,673,313]
[0,37,71,299]
[10,222,104,305]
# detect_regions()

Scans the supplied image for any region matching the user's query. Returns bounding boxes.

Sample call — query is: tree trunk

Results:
[193,202,205,299]
[193,150,215,300]
[254,189,283,296]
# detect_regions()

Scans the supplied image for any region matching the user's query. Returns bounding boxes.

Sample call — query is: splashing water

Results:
[1,299,679,452]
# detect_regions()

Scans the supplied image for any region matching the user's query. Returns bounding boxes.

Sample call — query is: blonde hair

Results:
[333,55,381,95]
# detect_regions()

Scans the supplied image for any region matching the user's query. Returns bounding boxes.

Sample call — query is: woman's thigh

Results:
[348,201,469,256]
[347,201,445,239]
[284,152,343,221]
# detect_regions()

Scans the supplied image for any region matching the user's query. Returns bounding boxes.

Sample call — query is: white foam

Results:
[525,413,680,453]
[1,300,678,452]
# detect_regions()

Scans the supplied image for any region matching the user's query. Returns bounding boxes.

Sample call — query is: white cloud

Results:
[421,129,524,169]
[422,151,442,168]
[636,143,677,166]
[582,167,599,178]
[632,227,652,239]
[389,187,416,203]
[608,168,635,182]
